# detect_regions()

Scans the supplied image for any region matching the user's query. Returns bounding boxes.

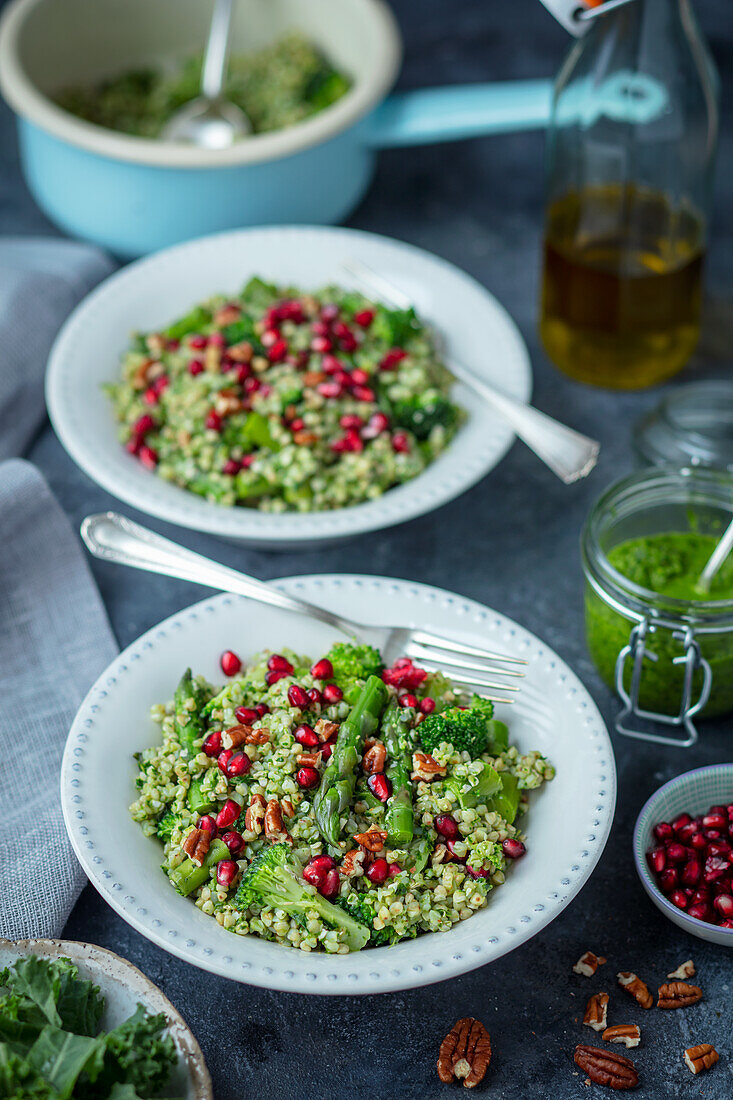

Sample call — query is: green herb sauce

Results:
[586,532,733,718]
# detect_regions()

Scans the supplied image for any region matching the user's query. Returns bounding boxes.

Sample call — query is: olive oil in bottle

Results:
[540,185,705,389]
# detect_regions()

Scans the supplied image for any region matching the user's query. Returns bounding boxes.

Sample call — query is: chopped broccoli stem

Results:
[235,843,370,951]
[381,703,414,846]
[313,675,389,847]
[187,777,216,815]
[169,838,230,896]
[487,773,520,823]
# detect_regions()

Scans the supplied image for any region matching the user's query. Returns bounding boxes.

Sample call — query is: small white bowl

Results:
[0,938,212,1098]
[633,764,733,947]
[46,225,532,548]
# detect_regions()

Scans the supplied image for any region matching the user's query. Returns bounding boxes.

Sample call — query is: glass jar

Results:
[581,467,733,746]
[633,380,733,471]
[540,0,719,389]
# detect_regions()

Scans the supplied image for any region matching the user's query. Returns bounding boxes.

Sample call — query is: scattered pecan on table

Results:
[573,950,607,977]
[574,1045,639,1090]
[667,959,695,980]
[683,1044,718,1075]
[617,972,653,1010]
[583,992,609,1032]
[602,1025,641,1049]
[657,981,703,1009]
[437,1018,492,1089]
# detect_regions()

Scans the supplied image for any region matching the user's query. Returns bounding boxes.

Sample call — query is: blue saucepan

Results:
[0,0,553,257]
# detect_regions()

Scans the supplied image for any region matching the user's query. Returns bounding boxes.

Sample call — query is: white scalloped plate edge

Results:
[46,225,531,546]
[61,574,616,994]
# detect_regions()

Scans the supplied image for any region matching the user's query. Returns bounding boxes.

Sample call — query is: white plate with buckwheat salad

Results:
[46,225,531,547]
[61,574,615,995]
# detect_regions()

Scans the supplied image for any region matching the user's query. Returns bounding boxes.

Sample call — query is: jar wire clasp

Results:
[614,620,713,747]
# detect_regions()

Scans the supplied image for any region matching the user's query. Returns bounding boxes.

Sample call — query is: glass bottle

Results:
[539,0,719,390]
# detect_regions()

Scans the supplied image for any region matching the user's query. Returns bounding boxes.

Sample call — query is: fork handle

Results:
[80,512,356,634]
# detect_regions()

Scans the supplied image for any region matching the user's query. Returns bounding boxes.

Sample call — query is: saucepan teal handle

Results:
[367,80,554,148]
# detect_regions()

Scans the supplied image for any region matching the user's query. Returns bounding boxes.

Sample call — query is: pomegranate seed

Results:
[312,321,330,338]
[303,863,323,887]
[288,684,310,709]
[208,332,226,348]
[687,902,710,921]
[217,749,234,773]
[704,855,729,882]
[321,353,343,374]
[240,454,255,468]
[311,335,332,353]
[669,888,688,909]
[367,773,392,802]
[361,411,390,440]
[266,669,289,685]
[653,821,673,842]
[294,724,318,748]
[320,868,340,899]
[350,369,370,387]
[388,863,401,877]
[261,329,279,348]
[268,338,288,363]
[133,413,156,436]
[166,338,180,350]
[198,815,217,834]
[317,381,344,399]
[289,417,305,432]
[297,766,320,789]
[216,860,238,887]
[719,919,733,928]
[222,459,240,476]
[446,839,465,862]
[676,820,698,842]
[153,374,169,395]
[339,414,363,431]
[502,838,526,859]
[690,832,707,850]
[138,444,158,469]
[189,335,207,349]
[666,842,686,863]
[707,841,731,858]
[354,309,374,328]
[216,799,241,829]
[203,731,222,757]
[658,868,678,893]
[367,858,389,884]
[351,384,375,403]
[338,333,357,353]
[392,432,410,453]
[672,812,692,834]
[244,376,260,394]
[268,654,294,673]
[307,687,323,707]
[310,658,334,680]
[399,693,418,708]
[205,410,222,432]
[221,829,243,855]
[649,847,666,874]
[321,737,336,761]
[220,650,242,676]
[142,386,158,406]
[713,893,733,917]
[255,703,270,717]
[320,303,340,323]
[322,684,343,704]
[234,706,259,725]
[226,752,251,778]
[705,828,723,840]
[125,434,143,455]
[380,348,407,370]
[466,864,490,879]
[188,358,204,375]
[681,859,701,886]
[704,812,728,830]
[417,697,435,715]
[310,855,336,875]
[434,814,459,840]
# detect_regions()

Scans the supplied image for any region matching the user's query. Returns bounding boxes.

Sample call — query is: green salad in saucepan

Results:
[106,277,463,513]
[131,643,554,954]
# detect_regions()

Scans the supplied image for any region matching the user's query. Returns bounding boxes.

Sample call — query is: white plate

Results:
[0,938,212,1099]
[61,574,615,995]
[46,225,531,547]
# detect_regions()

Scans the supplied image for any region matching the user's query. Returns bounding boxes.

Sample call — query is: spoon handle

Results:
[698,514,733,594]
[201,0,236,101]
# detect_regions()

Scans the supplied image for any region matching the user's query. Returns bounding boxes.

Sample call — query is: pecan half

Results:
[667,959,695,980]
[205,343,222,372]
[602,1025,641,1049]
[251,355,269,373]
[227,340,253,363]
[573,951,607,977]
[303,370,326,387]
[683,1044,718,1075]
[131,358,160,389]
[182,827,210,867]
[281,798,295,819]
[214,389,243,417]
[244,792,266,835]
[362,741,387,774]
[584,993,609,1032]
[617,972,653,1010]
[293,430,319,446]
[353,826,388,852]
[657,981,703,1009]
[264,798,291,844]
[411,751,446,782]
[437,1018,491,1089]
[341,848,366,877]
[214,303,241,326]
[222,724,270,749]
[574,1045,639,1090]
[247,727,271,745]
[315,718,339,742]
[297,751,322,768]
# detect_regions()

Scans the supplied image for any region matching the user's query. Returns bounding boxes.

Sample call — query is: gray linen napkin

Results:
[0,460,118,939]
[0,237,114,458]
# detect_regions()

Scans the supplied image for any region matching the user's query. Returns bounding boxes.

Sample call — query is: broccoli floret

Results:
[418,695,495,758]
[325,642,383,690]
[234,844,370,952]
[337,897,391,947]
[155,810,183,841]
[390,391,458,441]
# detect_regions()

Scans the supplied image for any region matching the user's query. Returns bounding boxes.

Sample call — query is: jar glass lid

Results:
[633,381,733,472]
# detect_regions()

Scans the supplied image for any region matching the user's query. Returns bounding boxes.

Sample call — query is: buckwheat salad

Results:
[131,643,554,954]
[105,278,462,513]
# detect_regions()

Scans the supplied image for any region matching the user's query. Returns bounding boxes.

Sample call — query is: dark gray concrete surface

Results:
[2,0,732,1095]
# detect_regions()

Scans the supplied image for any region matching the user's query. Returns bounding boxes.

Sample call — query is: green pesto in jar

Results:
[586,532,733,718]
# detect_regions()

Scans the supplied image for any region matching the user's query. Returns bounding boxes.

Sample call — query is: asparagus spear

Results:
[169,838,230,896]
[313,675,388,847]
[173,668,208,756]
[382,702,415,847]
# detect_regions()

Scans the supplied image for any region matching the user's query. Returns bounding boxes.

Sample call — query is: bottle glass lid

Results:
[633,381,733,472]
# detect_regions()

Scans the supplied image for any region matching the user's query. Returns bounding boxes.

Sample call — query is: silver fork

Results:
[81,512,526,704]
[342,258,600,485]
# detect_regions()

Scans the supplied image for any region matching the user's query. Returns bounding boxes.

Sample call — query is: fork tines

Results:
[404,630,526,704]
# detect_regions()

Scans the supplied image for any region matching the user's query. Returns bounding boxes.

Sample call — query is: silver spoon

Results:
[697,514,733,595]
[162,0,251,149]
